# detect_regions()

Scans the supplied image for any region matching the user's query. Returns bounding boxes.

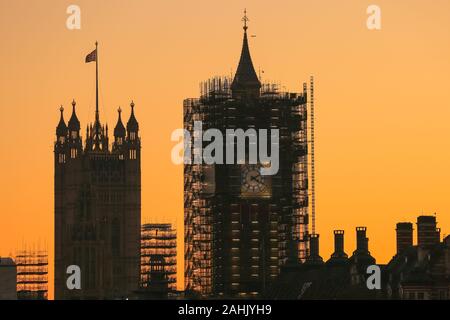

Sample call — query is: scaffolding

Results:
[184,97,214,295]
[15,247,48,300]
[184,77,311,296]
[309,76,316,235]
[141,224,177,292]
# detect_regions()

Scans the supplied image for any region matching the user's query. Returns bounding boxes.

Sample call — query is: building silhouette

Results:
[266,227,380,299]
[139,223,177,298]
[266,215,449,300]
[184,13,311,297]
[384,215,449,300]
[0,257,17,300]
[15,247,48,300]
[54,54,141,298]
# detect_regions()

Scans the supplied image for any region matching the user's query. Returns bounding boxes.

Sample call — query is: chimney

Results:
[356,227,368,253]
[396,222,413,254]
[306,234,323,265]
[417,215,439,247]
[329,230,348,262]
[334,230,345,254]
[310,234,320,256]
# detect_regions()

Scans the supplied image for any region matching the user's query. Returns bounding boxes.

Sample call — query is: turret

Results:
[126,101,139,139]
[55,106,68,164]
[68,99,82,159]
[126,101,140,160]
[113,107,126,158]
[56,106,68,141]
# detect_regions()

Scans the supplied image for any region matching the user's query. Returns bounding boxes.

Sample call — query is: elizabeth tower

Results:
[184,14,311,298]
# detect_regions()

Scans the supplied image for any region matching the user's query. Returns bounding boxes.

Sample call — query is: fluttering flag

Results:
[85,49,97,63]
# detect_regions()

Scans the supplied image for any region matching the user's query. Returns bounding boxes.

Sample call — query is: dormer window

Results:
[117,137,123,145]
[59,136,65,144]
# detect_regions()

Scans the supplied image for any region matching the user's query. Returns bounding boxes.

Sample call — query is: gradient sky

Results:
[1,0,450,299]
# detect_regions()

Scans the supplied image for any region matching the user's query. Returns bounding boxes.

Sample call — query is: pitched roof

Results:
[231,19,261,98]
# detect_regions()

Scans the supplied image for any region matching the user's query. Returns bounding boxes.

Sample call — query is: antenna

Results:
[310,76,316,235]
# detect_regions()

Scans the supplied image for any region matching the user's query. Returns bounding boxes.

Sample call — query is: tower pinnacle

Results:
[231,10,261,99]
[242,9,249,31]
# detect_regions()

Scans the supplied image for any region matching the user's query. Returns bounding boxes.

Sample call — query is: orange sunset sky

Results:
[1,0,450,299]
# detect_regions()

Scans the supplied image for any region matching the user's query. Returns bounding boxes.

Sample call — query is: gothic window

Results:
[71,131,78,139]
[130,132,136,140]
[59,136,65,144]
[117,137,123,145]
[58,153,66,164]
[130,149,137,160]
[71,148,77,159]
[112,219,120,257]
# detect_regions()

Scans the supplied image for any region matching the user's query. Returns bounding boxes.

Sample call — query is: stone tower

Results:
[54,97,141,299]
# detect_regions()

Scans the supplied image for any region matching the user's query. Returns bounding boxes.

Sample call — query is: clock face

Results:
[241,165,268,195]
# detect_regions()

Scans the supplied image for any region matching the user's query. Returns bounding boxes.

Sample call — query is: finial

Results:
[72,99,76,112]
[95,41,98,47]
[60,105,64,113]
[242,9,249,31]
[118,106,122,114]
[130,100,135,110]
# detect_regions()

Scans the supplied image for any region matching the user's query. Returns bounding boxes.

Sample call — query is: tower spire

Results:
[231,10,261,99]
[56,105,67,137]
[242,8,249,31]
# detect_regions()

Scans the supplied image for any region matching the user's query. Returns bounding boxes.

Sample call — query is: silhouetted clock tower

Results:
[184,13,310,298]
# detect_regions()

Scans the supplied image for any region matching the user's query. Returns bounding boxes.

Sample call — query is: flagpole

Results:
[95,41,99,123]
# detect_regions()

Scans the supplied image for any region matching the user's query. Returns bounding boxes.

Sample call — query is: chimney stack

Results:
[356,227,368,253]
[396,222,413,254]
[306,234,324,265]
[417,216,440,247]
[328,230,348,264]
[333,230,346,255]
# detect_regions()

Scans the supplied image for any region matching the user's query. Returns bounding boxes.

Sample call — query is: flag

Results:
[85,49,97,63]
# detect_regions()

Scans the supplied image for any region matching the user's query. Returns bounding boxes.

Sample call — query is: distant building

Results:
[138,223,177,299]
[266,228,380,299]
[15,249,48,300]
[266,215,449,300]
[384,215,449,300]
[0,257,17,300]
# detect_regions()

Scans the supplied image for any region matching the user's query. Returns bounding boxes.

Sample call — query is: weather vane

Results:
[242,9,249,31]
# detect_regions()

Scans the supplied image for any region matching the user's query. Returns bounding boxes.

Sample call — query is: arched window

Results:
[129,149,137,160]
[71,148,77,159]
